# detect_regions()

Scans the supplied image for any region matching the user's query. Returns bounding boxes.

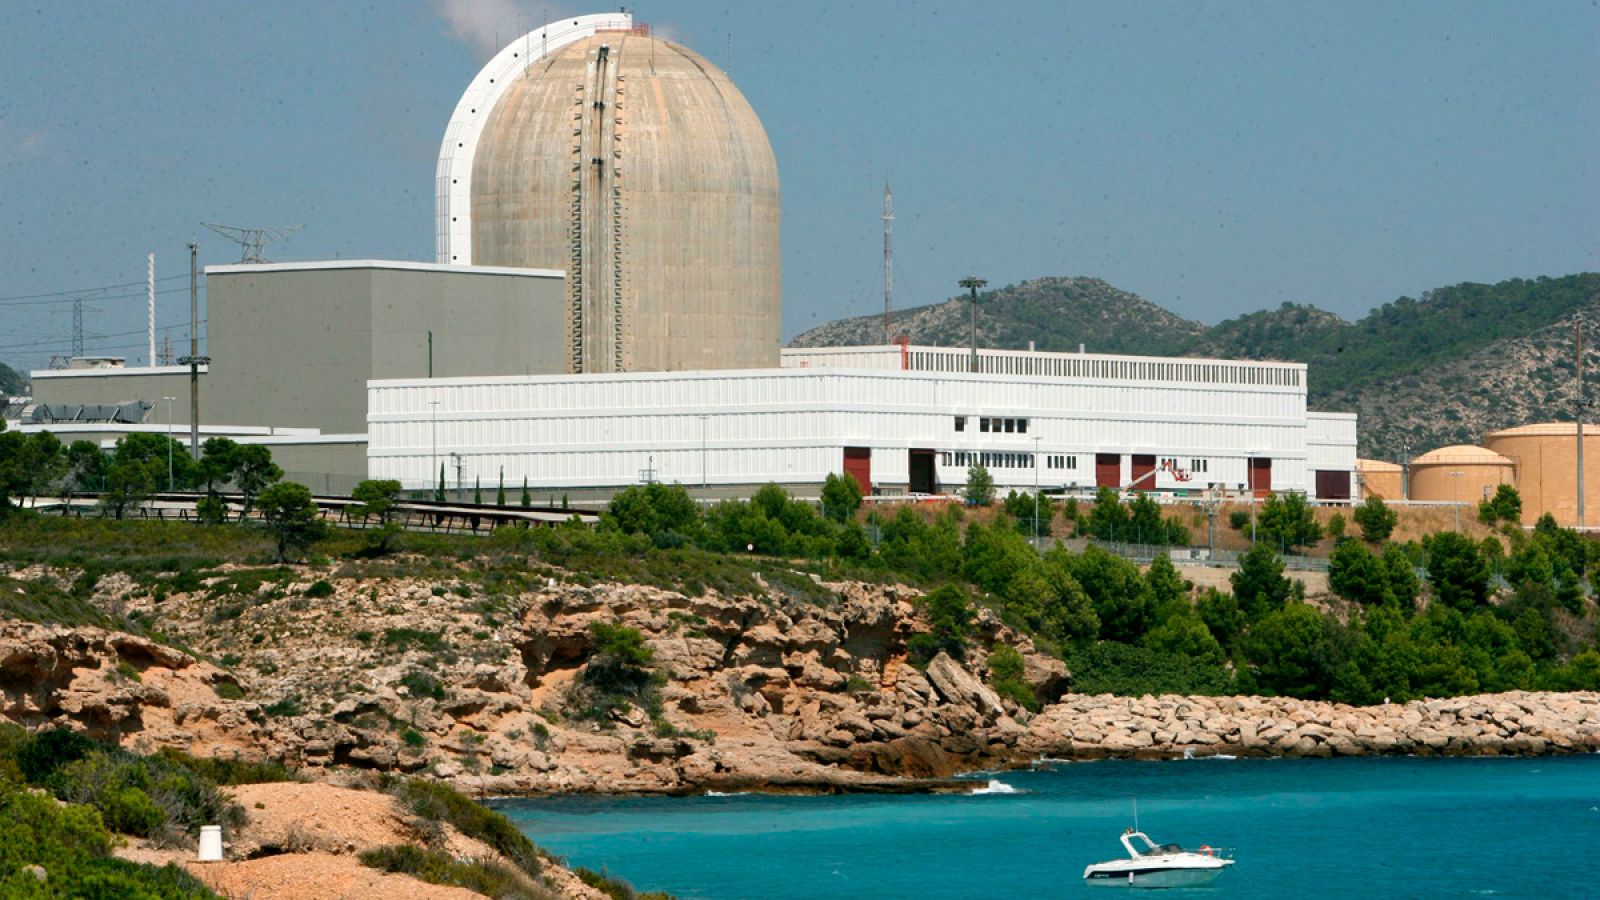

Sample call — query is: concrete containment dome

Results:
[1483,422,1600,526]
[1408,444,1514,507]
[435,13,780,374]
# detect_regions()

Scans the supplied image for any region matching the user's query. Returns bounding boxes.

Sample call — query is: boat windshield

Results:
[1147,843,1184,855]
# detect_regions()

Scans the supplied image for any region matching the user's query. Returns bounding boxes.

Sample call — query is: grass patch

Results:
[383,628,447,653]
[381,776,549,878]
[359,844,547,899]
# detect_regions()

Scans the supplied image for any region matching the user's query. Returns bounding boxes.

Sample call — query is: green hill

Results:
[792,273,1600,459]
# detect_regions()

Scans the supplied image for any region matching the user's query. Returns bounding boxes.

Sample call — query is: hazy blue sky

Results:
[2,0,1596,371]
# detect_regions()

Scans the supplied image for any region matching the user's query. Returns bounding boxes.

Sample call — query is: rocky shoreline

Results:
[1,565,1597,803]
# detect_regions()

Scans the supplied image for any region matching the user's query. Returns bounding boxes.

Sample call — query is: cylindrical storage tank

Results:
[1482,422,1600,527]
[458,27,779,374]
[1408,445,1514,508]
[1356,458,1403,500]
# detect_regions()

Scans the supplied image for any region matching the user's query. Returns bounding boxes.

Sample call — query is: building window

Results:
[1004,419,1015,433]
[980,418,990,433]
[955,416,966,432]
[1017,418,1028,434]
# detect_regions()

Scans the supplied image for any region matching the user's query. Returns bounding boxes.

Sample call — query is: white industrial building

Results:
[367,345,1358,501]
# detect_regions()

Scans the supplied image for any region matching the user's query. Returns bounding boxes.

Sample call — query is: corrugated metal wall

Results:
[367,366,1354,496]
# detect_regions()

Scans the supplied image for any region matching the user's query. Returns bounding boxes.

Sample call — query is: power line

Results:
[0,283,201,309]
[0,319,205,353]
[0,273,189,305]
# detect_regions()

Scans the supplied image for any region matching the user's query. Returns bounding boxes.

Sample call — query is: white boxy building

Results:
[367,345,1359,501]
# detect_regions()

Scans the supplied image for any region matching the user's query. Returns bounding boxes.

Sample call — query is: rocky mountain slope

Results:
[792,274,1600,459]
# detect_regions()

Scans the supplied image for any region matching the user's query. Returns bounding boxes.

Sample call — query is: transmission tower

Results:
[202,222,304,263]
[71,297,85,358]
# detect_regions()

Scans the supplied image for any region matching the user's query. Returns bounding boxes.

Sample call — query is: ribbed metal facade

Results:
[367,351,1358,499]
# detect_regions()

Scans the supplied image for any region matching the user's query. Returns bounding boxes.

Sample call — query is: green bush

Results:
[578,865,677,900]
[383,777,545,878]
[1065,642,1231,696]
[358,844,536,898]
[986,645,1037,711]
[303,579,335,599]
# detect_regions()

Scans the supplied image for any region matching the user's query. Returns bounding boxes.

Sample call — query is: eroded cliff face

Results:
[4,565,1598,796]
[0,566,1062,793]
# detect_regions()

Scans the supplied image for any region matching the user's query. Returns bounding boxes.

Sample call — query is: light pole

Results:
[698,414,708,492]
[429,399,440,496]
[960,276,986,373]
[160,395,177,491]
[1449,470,1464,531]
[450,452,463,502]
[1032,435,1042,540]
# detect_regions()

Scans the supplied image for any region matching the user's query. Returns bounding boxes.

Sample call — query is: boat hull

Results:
[1084,866,1226,888]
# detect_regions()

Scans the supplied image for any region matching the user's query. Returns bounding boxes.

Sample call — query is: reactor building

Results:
[436,13,781,373]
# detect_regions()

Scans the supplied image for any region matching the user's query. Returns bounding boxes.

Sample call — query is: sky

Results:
[1,0,1596,372]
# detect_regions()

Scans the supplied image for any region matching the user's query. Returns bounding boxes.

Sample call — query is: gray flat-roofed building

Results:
[206,260,565,434]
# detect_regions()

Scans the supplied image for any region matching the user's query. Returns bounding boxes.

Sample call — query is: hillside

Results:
[789,277,1207,358]
[0,360,22,396]
[792,274,1600,458]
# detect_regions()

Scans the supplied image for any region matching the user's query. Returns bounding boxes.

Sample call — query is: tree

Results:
[0,423,31,515]
[1231,542,1293,620]
[112,432,198,490]
[435,464,446,502]
[198,437,240,494]
[1329,539,1393,606]
[63,440,106,498]
[1244,603,1343,698]
[520,476,531,509]
[1353,495,1398,542]
[1063,545,1152,643]
[256,482,325,562]
[1327,513,1346,541]
[1085,487,1129,541]
[1383,543,1420,611]
[352,478,403,554]
[98,460,153,520]
[1256,492,1323,551]
[496,468,506,506]
[578,623,660,719]
[603,483,699,538]
[821,471,864,523]
[1126,493,1190,546]
[1478,484,1522,526]
[963,464,995,506]
[1424,531,1491,611]
[907,585,975,662]
[231,444,282,518]
[1003,489,1054,537]
[473,477,482,505]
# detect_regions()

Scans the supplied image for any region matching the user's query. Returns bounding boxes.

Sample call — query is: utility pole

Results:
[882,185,893,344]
[1578,316,1586,529]
[429,399,440,496]
[960,276,986,373]
[699,414,708,491]
[1033,435,1042,542]
[178,243,208,460]
[163,396,176,490]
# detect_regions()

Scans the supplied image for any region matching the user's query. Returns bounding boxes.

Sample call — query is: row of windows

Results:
[906,349,1303,387]
[1046,455,1078,470]
[1160,457,1209,473]
[954,416,1030,434]
[940,451,1036,469]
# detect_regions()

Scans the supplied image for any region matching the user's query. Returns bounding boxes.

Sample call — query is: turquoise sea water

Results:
[498,756,1600,899]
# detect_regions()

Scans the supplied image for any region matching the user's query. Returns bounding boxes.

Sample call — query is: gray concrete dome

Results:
[441,19,780,374]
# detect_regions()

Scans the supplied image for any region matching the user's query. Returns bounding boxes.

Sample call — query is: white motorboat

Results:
[1083,829,1234,888]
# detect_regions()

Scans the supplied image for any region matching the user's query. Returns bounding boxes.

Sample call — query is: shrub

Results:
[1228,509,1250,531]
[401,670,447,701]
[213,682,245,701]
[907,585,974,664]
[383,628,447,653]
[986,645,1037,711]
[1354,495,1398,542]
[401,729,425,749]
[578,865,676,900]
[382,777,545,878]
[303,579,334,599]
[359,844,535,898]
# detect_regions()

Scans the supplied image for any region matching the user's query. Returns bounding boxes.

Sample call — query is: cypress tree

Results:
[436,464,445,502]
[520,476,531,508]
[474,476,482,505]
[496,466,506,507]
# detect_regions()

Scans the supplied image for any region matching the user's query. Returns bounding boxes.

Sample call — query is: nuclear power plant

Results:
[437,14,781,373]
[12,11,1368,512]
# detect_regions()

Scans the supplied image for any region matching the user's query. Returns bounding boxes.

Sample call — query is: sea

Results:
[496,755,1600,899]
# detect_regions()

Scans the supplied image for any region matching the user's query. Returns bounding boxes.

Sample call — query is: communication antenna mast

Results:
[883,184,894,345]
[201,222,304,264]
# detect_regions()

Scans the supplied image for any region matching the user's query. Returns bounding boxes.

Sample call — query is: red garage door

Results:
[1249,458,1273,497]
[1131,454,1156,491]
[843,447,872,494]
[1315,469,1351,500]
[1095,454,1121,489]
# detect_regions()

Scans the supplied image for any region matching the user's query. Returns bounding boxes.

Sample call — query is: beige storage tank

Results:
[1408,445,1514,508]
[441,18,780,375]
[1356,458,1404,500]
[1482,422,1600,527]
